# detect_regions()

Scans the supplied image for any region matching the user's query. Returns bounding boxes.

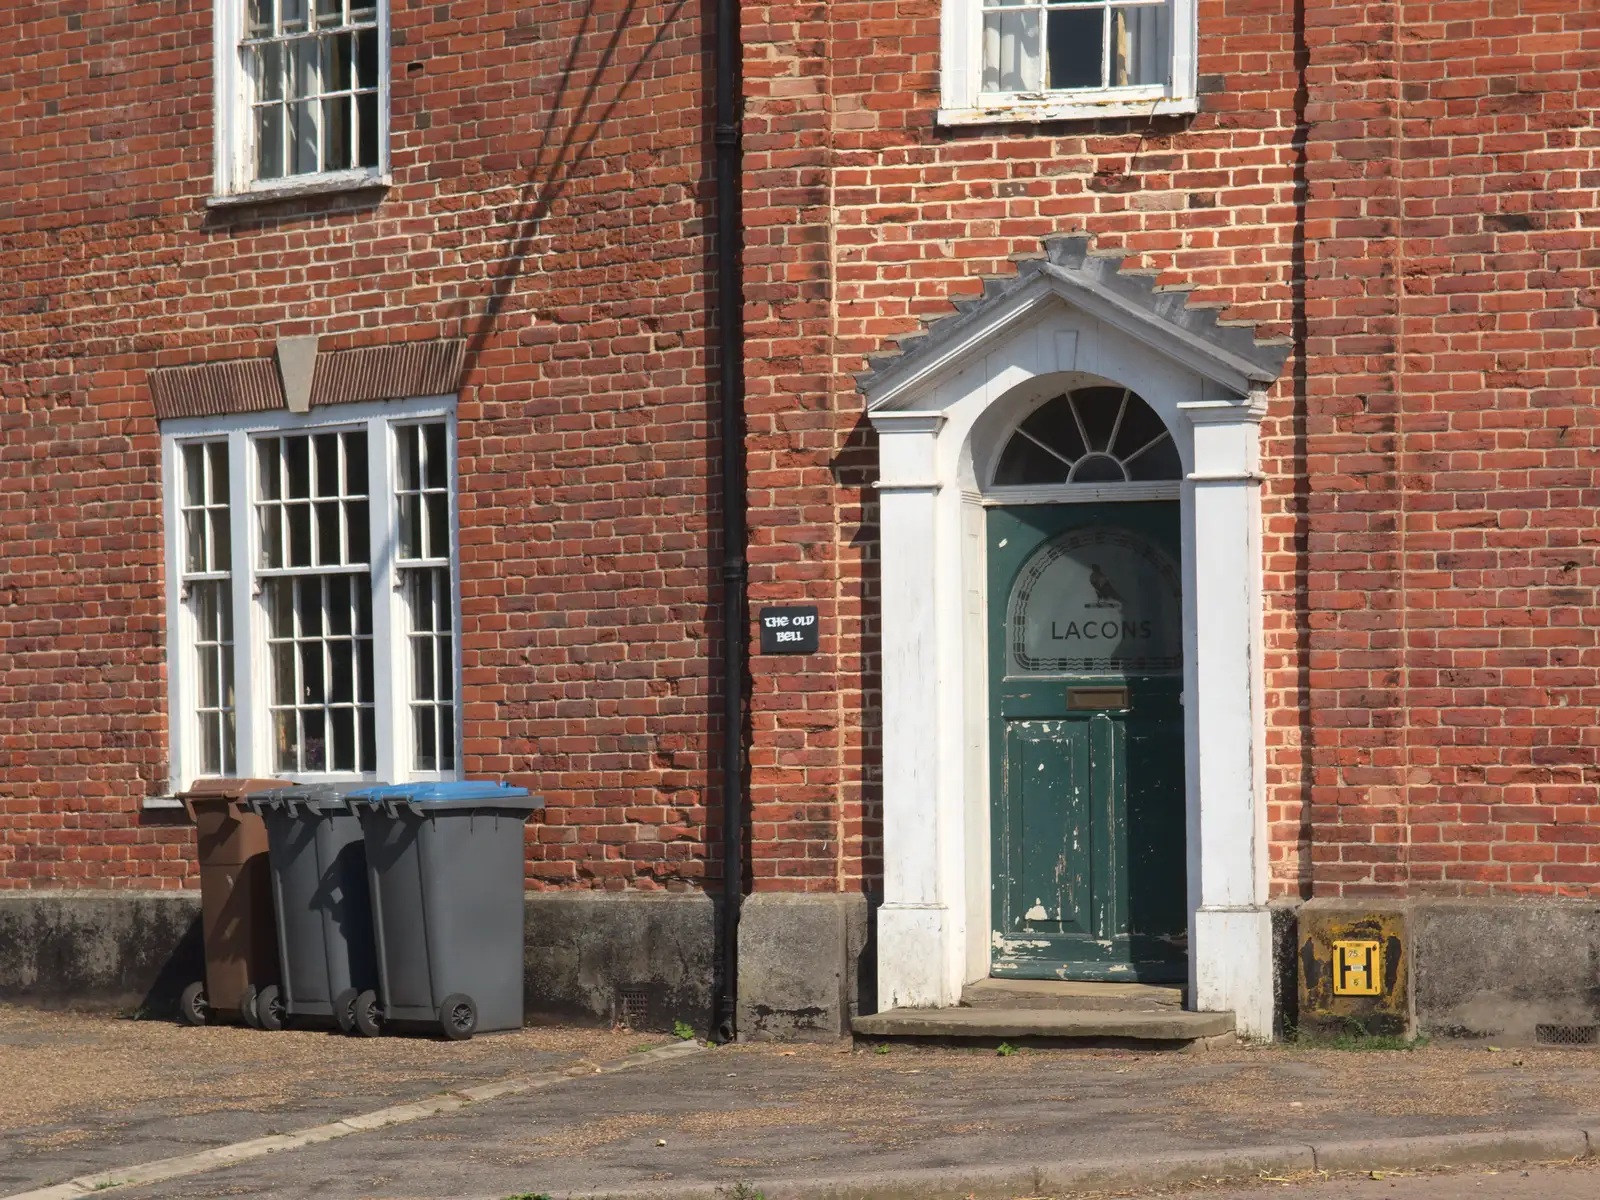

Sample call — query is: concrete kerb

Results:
[2,1039,708,1200]
[575,1127,1600,1200]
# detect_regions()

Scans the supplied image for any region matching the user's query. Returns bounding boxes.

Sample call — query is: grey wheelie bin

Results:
[247,783,382,1034]
[348,781,543,1039]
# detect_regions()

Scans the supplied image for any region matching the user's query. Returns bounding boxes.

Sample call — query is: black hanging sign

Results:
[758,605,819,655]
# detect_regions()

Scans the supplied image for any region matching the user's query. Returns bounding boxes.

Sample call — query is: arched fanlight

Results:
[992,386,1181,486]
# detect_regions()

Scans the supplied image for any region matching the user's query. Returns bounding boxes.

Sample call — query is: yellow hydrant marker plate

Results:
[1332,939,1382,996]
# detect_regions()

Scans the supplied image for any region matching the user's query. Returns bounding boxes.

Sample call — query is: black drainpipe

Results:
[712,0,746,1045]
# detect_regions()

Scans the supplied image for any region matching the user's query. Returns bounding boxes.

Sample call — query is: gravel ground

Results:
[0,1004,662,1194]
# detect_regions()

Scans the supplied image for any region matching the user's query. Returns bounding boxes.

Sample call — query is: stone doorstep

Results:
[851,1005,1235,1042]
[961,978,1185,1011]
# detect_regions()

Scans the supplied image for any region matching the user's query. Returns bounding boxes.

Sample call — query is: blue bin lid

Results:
[348,781,544,812]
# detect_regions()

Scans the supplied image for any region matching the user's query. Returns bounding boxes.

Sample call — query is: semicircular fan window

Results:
[993,387,1181,486]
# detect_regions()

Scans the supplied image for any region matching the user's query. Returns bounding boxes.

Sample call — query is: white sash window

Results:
[163,399,457,789]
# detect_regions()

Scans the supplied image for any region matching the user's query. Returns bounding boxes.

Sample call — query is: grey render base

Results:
[0,889,1593,1043]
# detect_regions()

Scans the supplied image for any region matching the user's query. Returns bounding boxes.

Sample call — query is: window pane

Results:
[196,579,221,639]
[439,708,454,771]
[414,708,436,771]
[330,708,355,771]
[1112,4,1170,86]
[355,29,379,89]
[257,438,281,499]
[315,0,342,28]
[359,708,376,771]
[281,0,309,35]
[256,105,285,180]
[425,493,449,559]
[323,33,353,92]
[288,502,312,566]
[201,713,222,775]
[300,642,325,705]
[329,640,354,703]
[358,637,374,702]
[344,431,367,494]
[399,494,421,559]
[982,9,1042,92]
[254,42,283,102]
[350,0,376,24]
[290,99,320,175]
[285,436,311,498]
[184,511,206,573]
[323,95,351,171]
[423,424,447,488]
[1047,7,1104,90]
[210,509,231,572]
[397,425,419,491]
[357,92,379,168]
[297,577,323,637]
[302,710,326,771]
[346,499,370,563]
[248,0,274,37]
[437,637,453,699]
[355,583,372,635]
[259,504,284,569]
[267,579,294,636]
[316,500,342,564]
[272,642,296,703]
[199,646,220,708]
[412,636,435,700]
[314,433,340,497]
[327,574,352,634]
[183,444,205,507]
[274,710,298,772]
[208,442,230,504]
[224,709,238,775]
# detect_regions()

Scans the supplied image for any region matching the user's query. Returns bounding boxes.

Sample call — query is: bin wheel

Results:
[178,981,209,1027]
[239,984,262,1029]
[256,984,286,1031]
[353,990,384,1038]
[438,994,478,1041]
[334,988,359,1035]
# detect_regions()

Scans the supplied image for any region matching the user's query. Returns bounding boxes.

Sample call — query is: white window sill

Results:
[938,95,1198,126]
[208,171,391,209]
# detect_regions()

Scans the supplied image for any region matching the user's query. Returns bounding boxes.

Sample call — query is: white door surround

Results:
[862,245,1287,1038]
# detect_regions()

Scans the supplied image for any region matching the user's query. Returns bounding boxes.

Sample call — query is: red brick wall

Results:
[0,0,720,890]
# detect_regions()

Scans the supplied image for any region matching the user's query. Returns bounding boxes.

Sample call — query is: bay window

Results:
[163,400,457,789]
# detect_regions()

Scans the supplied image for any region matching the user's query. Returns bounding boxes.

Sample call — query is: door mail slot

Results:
[1067,686,1129,710]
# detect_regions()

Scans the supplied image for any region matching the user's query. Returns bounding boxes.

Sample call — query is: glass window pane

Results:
[1047,7,1104,90]
[359,709,376,771]
[267,578,294,638]
[322,95,351,171]
[210,509,231,572]
[408,571,434,631]
[224,709,237,775]
[345,499,370,563]
[222,643,235,706]
[285,436,311,497]
[437,636,453,699]
[397,425,419,491]
[297,577,323,638]
[300,642,325,705]
[343,431,368,495]
[248,0,274,37]
[184,511,206,573]
[355,583,372,634]
[315,0,342,28]
[356,29,379,89]
[323,32,354,91]
[982,9,1042,92]
[350,0,377,24]
[200,713,221,775]
[195,579,220,639]
[259,504,283,569]
[290,99,320,175]
[357,91,379,168]
[272,642,296,704]
[437,576,451,630]
[1113,4,1170,86]
[316,500,342,564]
[399,494,421,559]
[315,432,340,496]
[329,640,354,704]
[425,494,449,559]
[302,710,326,771]
[423,423,447,488]
[254,42,283,102]
[208,442,230,504]
[327,574,352,635]
[413,638,435,700]
[274,709,298,772]
[414,707,436,771]
[439,706,455,771]
[183,444,205,507]
[281,0,309,35]
[330,708,355,772]
[358,637,374,702]
[288,502,312,566]
[199,647,220,708]
[256,104,284,180]
[257,438,281,500]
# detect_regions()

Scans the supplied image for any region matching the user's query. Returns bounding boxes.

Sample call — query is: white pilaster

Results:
[1180,395,1273,1038]
[872,411,960,1008]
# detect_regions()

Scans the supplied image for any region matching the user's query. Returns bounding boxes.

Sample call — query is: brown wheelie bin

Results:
[177,777,287,1027]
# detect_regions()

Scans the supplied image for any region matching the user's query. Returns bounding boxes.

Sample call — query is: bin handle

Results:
[180,794,197,823]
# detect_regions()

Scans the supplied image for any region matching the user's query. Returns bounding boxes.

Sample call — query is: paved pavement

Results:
[7,1007,1600,1200]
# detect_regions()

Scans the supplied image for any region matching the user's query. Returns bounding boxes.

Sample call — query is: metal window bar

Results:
[243,0,381,180]
[980,0,1171,94]
[180,441,237,776]
[255,430,376,774]
[395,422,455,772]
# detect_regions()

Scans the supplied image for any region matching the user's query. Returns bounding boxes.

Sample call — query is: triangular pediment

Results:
[860,236,1290,408]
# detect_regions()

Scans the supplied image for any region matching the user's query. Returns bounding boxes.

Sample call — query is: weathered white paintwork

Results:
[865,285,1275,1038]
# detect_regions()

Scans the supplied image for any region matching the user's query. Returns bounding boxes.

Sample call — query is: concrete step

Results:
[961,979,1185,1011]
[851,1005,1234,1044]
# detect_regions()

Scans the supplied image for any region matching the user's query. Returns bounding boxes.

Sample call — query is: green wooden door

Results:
[988,501,1188,982]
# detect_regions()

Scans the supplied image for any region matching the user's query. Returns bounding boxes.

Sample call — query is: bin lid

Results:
[348,781,545,812]
[246,782,379,814]
[177,777,290,806]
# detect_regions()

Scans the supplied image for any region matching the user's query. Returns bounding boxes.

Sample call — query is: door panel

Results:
[988,501,1187,983]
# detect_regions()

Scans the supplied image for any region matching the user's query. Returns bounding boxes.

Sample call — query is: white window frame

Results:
[938,0,1197,125]
[211,0,392,204]
[160,397,459,795]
